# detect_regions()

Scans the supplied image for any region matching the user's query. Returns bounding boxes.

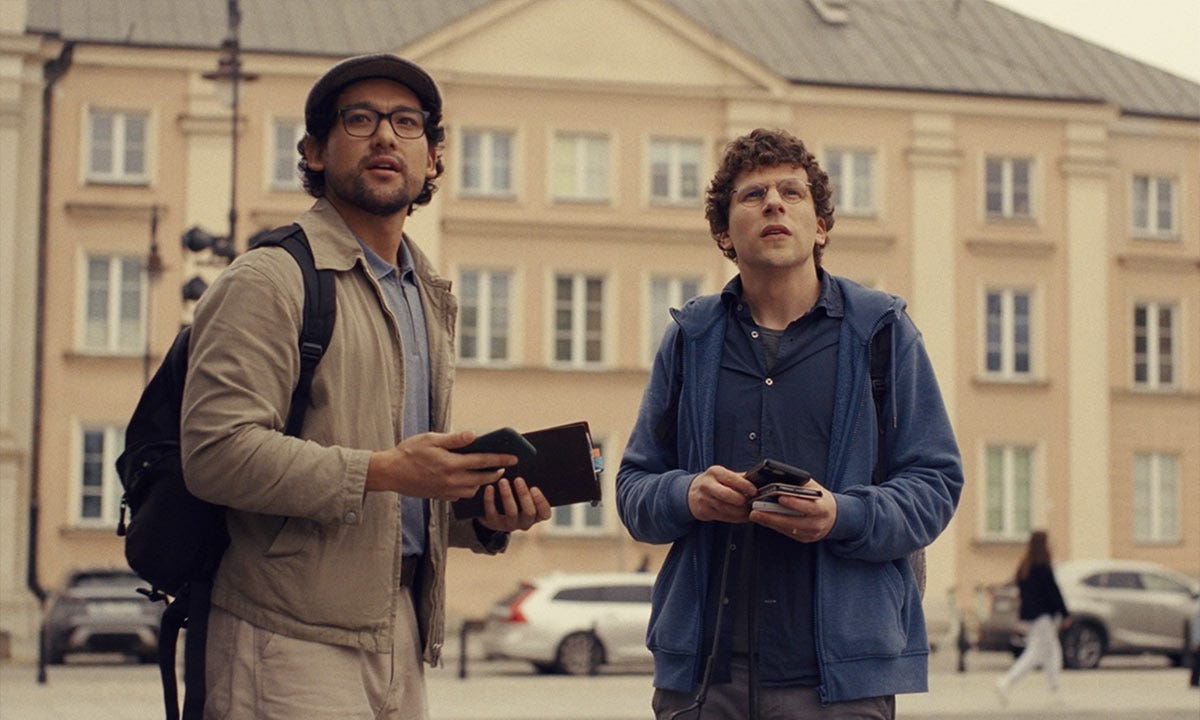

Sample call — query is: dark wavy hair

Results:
[297,94,445,215]
[704,128,835,265]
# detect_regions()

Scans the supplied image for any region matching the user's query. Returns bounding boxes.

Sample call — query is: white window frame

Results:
[460,128,515,198]
[86,108,149,184]
[648,137,703,206]
[552,132,610,203]
[645,275,701,366]
[551,273,606,367]
[1133,453,1180,544]
[984,156,1033,220]
[1131,174,1177,239]
[548,438,606,534]
[270,119,306,190]
[80,253,147,354]
[457,268,513,365]
[982,444,1034,540]
[983,287,1034,380]
[74,424,125,527]
[824,147,877,217]
[1133,301,1177,390]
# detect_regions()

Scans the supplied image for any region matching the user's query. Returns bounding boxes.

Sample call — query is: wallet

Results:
[451,421,601,519]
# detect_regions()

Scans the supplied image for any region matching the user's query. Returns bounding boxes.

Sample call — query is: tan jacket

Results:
[181,199,503,663]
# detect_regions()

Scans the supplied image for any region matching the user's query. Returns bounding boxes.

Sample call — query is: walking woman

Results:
[996,530,1071,704]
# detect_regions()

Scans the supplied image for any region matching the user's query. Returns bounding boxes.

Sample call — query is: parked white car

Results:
[974,559,1199,669]
[478,572,654,675]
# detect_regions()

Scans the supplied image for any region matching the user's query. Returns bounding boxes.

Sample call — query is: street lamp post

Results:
[202,0,256,251]
[143,206,164,385]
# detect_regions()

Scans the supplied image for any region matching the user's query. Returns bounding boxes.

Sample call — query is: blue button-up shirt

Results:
[714,270,843,686]
[358,238,430,558]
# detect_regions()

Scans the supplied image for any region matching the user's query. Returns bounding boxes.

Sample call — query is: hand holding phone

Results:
[451,427,537,469]
[745,460,819,515]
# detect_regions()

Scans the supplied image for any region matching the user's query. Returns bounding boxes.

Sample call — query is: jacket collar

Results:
[295,198,450,293]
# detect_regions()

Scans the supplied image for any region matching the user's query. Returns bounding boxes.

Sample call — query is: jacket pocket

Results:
[822,557,909,660]
[263,516,313,558]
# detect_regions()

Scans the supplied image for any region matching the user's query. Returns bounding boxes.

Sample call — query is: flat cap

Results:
[305,54,441,135]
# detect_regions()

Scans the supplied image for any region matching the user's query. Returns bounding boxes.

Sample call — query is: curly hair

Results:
[297,101,446,215]
[704,128,835,265]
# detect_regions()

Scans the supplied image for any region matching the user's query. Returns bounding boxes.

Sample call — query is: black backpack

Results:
[115,224,335,720]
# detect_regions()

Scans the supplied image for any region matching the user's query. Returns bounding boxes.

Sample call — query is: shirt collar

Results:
[721,268,844,319]
[356,237,416,284]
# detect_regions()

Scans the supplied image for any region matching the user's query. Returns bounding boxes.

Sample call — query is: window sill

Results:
[85,176,150,187]
[459,191,518,201]
[972,374,1049,389]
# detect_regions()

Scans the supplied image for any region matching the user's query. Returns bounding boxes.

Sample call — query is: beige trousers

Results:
[203,592,427,720]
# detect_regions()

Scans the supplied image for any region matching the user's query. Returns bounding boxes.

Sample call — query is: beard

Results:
[325,164,418,217]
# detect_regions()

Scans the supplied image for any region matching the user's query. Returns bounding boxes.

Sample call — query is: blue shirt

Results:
[714,270,842,686]
[358,238,430,558]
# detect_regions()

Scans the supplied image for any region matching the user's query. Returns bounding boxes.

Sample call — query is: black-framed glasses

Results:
[337,106,429,139]
[733,178,811,207]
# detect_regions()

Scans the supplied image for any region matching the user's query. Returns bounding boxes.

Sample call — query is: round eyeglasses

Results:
[733,179,811,208]
[338,106,429,139]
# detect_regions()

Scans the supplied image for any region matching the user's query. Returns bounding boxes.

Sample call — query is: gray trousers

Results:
[652,657,895,720]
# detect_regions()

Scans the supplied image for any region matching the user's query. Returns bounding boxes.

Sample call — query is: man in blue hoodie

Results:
[617,128,963,719]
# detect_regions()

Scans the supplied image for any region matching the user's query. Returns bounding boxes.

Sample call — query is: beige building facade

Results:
[4,0,1197,660]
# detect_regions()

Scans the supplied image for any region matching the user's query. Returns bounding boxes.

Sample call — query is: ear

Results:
[302,135,325,172]
[717,232,733,252]
[425,143,438,179]
[814,218,828,248]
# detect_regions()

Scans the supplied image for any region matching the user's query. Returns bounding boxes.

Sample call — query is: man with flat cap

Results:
[181,53,551,719]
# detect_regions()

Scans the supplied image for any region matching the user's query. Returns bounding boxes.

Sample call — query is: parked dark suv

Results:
[42,568,163,664]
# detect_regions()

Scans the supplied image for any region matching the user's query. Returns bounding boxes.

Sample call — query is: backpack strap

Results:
[249,224,336,437]
[870,323,891,486]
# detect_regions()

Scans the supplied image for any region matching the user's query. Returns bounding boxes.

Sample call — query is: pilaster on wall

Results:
[1061,121,1113,560]
[0,25,50,660]
[906,112,961,606]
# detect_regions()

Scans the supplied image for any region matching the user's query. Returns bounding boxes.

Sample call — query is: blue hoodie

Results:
[617,274,963,703]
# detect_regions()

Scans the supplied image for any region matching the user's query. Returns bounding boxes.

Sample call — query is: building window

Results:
[83,254,145,353]
[458,269,512,363]
[77,425,124,526]
[552,133,609,202]
[984,289,1032,378]
[271,120,305,190]
[553,273,605,366]
[825,148,876,216]
[649,138,702,205]
[647,276,701,365]
[1133,453,1180,543]
[1131,175,1176,238]
[1133,302,1175,389]
[461,129,514,197]
[88,109,148,183]
[551,441,605,532]
[985,156,1032,220]
[983,445,1033,538]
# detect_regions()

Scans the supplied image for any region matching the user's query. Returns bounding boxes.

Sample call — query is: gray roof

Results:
[25,0,1200,121]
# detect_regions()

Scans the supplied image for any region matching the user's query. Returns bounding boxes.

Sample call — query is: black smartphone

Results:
[452,427,537,466]
[744,459,813,488]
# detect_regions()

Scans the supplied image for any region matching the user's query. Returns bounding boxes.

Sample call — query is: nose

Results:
[761,186,786,212]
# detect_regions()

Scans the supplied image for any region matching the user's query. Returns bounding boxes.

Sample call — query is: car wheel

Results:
[532,662,556,674]
[555,632,602,676]
[1062,622,1104,670]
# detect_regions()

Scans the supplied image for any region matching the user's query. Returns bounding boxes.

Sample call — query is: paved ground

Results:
[1,649,1197,719]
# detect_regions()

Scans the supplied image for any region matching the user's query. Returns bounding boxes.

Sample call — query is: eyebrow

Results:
[735,177,810,191]
[339,101,425,114]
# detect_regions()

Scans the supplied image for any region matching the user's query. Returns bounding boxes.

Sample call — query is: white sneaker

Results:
[994,680,1009,707]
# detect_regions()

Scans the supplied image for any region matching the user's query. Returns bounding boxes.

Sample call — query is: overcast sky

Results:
[990,0,1200,83]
